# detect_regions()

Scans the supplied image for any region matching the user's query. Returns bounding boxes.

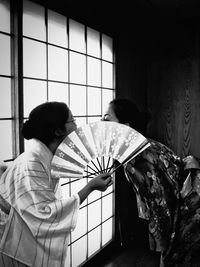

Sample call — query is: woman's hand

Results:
[88,173,113,192]
[78,173,113,204]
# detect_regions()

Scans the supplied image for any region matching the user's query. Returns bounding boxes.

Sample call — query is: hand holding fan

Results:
[51,121,150,179]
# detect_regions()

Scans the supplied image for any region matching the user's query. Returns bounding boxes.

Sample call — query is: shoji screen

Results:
[0,0,13,162]
[0,0,115,264]
[22,1,115,266]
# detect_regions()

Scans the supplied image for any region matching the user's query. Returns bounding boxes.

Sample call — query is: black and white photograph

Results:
[1,0,200,266]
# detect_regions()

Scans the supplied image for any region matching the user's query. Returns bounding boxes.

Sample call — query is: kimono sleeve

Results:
[3,159,80,237]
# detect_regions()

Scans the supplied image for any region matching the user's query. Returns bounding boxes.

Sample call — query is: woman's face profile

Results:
[102,104,119,122]
[64,110,77,136]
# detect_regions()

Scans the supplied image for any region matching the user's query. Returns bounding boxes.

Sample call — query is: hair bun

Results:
[21,120,34,140]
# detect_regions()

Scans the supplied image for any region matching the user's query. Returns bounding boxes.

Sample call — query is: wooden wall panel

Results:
[147,24,200,158]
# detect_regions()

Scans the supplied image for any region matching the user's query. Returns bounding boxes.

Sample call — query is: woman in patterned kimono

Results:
[102,98,200,267]
[0,101,112,267]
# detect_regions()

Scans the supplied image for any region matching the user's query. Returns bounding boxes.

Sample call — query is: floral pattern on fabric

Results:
[125,141,200,266]
[165,170,200,267]
[124,140,183,264]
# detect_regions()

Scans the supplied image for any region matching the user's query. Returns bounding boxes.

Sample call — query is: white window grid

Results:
[0,0,116,266]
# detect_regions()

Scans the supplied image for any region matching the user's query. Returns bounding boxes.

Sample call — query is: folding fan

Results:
[51,121,150,179]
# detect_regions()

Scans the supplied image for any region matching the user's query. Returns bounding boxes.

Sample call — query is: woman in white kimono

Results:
[0,101,112,267]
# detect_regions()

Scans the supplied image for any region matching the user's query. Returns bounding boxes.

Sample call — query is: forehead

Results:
[68,110,73,118]
[103,104,118,121]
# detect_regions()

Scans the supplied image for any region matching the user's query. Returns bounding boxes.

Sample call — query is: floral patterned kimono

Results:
[124,139,200,267]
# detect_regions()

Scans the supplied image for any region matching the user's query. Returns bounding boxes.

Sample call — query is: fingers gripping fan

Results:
[51,121,150,179]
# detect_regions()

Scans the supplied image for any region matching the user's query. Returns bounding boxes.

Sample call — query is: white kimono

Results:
[0,139,80,267]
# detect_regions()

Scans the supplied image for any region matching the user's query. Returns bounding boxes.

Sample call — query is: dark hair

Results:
[109,98,151,135]
[22,102,70,145]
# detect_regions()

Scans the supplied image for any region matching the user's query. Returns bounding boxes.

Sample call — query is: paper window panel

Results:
[23,39,47,79]
[102,34,113,62]
[87,27,100,58]
[48,10,68,47]
[0,34,11,75]
[75,117,87,127]
[69,52,86,84]
[88,200,101,231]
[70,179,87,196]
[0,77,11,118]
[48,45,68,82]
[23,0,46,41]
[88,189,101,204]
[69,85,87,116]
[102,194,113,221]
[23,79,47,117]
[71,208,87,242]
[102,89,114,114]
[71,236,87,267]
[102,61,113,88]
[87,87,101,115]
[87,57,101,87]
[88,226,101,257]
[48,82,68,103]
[0,0,10,33]
[69,19,86,53]
[0,120,12,160]
[102,219,113,246]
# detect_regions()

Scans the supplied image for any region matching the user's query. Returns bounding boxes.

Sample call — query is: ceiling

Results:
[38,0,200,30]
[64,0,200,19]
[115,0,200,17]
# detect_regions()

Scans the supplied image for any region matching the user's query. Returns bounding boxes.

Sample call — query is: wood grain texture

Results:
[147,26,200,158]
[115,21,200,159]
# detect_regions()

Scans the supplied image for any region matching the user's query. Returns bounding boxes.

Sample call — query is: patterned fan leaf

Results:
[51,121,150,179]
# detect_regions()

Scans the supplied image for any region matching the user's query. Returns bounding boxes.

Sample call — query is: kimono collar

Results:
[27,139,53,166]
